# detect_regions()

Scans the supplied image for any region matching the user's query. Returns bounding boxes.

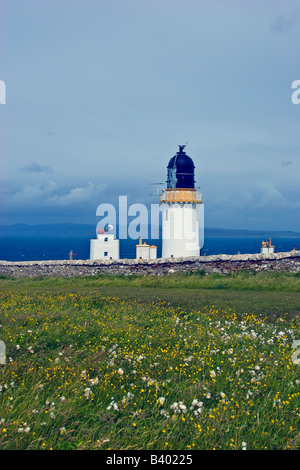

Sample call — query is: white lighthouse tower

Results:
[160,145,204,259]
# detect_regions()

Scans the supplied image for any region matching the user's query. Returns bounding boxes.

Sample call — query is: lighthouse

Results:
[160,145,204,258]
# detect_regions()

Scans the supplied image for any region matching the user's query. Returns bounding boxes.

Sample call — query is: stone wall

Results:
[0,250,300,278]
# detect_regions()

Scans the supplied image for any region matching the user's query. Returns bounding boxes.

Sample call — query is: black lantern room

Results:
[166,145,195,189]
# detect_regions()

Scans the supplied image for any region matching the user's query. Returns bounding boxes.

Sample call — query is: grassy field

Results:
[0,271,299,450]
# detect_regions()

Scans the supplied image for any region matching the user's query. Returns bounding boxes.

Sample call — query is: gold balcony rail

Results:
[160,188,202,203]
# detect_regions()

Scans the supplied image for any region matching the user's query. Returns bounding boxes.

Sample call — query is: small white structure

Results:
[90,226,119,260]
[136,237,157,260]
[261,238,275,254]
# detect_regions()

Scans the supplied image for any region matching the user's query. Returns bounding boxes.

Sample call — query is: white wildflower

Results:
[122,392,134,404]
[170,401,186,414]
[84,387,93,399]
[160,409,170,418]
[89,377,99,386]
[107,397,119,411]
[19,423,30,433]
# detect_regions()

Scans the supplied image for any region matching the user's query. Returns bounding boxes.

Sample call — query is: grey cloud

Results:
[47,182,107,207]
[271,8,300,33]
[256,185,289,209]
[4,180,108,209]
[18,162,55,174]
[42,131,55,136]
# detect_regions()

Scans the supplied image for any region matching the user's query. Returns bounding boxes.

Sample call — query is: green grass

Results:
[2,270,300,291]
[0,272,299,450]
[2,271,299,318]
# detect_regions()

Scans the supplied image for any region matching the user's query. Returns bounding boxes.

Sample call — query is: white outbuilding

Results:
[136,237,157,260]
[261,238,275,254]
[90,225,119,260]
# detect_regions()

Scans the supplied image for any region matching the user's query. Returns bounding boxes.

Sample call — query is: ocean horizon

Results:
[0,234,299,262]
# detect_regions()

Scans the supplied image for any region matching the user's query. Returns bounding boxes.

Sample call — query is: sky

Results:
[0,0,299,231]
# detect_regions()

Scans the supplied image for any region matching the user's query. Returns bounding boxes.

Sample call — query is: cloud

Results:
[4,181,107,209]
[256,185,290,209]
[18,162,55,174]
[270,8,300,33]
[42,131,55,136]
[5,181,58,207]
[47,182,107,207]
[281,160,292,167]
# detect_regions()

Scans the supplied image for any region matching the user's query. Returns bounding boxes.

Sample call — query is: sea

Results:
[0,235,299,262]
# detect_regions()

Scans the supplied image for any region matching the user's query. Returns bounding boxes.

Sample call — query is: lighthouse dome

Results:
[167,145,195,189]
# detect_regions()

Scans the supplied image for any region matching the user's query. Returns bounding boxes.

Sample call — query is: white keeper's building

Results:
[90,230,119,260]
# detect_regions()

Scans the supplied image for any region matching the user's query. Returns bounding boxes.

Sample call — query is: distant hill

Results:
[0,223,299,239]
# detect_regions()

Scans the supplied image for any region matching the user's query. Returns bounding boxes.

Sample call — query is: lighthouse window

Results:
[104,237,108,242]
[104,251,108,257]
[165,210,168,221]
